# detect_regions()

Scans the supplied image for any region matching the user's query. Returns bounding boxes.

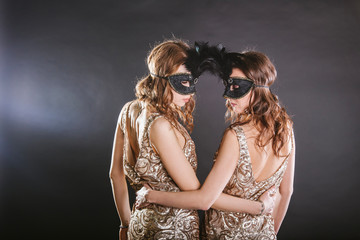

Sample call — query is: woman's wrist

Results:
[120,219,130,228]
[255,200,264,216]
[146,189,154,203]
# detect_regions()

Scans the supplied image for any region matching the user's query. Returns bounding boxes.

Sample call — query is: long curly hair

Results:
[226,51,293,156]
[135,39,195,132]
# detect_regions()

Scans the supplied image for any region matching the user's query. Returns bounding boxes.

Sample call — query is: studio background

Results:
[1,0,360,239]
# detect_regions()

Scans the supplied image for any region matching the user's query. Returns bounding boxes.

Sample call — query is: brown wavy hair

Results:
[135,39,195,132]
[226,51,293,156]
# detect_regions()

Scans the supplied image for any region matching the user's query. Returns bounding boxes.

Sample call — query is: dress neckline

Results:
[238,126,289,184]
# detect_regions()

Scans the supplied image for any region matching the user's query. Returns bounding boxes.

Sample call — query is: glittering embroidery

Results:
[121,106,199,240]
[204,125,290,240]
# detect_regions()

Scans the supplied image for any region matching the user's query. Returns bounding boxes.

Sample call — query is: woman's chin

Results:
[232,107,240,114]
[173,103,185,108]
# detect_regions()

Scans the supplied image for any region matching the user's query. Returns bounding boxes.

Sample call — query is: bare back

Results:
[241,123,293,183]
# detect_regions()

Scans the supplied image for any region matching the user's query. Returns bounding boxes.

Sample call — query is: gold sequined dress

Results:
[120,102,200,239]
[204,125,292,240]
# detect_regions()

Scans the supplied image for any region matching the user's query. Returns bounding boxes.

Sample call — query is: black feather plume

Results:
[184,42,233,80]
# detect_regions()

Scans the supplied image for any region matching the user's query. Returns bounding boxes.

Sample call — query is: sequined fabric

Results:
[204,125,291,240]
[121,102,199,239]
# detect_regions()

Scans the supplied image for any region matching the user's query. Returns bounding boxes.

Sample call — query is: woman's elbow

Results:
[197,195,214,211]
[109,169,122,181]
[199,203,212,211]
[279,186,293,197]
[192,182,201,190]
[197,201,211,211]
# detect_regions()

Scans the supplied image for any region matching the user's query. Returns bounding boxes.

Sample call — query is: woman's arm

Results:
[109,109,131,238]
[272,132,296,233]
[211,192,265,214]
[146,128,264,214]
[149,118,201,190]
[149,124,271,214]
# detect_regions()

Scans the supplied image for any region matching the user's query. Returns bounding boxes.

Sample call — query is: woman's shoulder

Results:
[118,99,134,113]
[276,121,294,157]
[120,99,144,114]
[219,125,239,144]
[146,115,182,147]
[121,99,142,112]
[215,127,240,157]
[149,114,173,133]
[286,122,295,149]
[284,120,295,144]
[227,123,247,138]
[117,100,145,127]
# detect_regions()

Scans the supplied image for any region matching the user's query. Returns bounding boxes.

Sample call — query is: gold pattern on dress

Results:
[204,125,292,240]
[121,102,199,240]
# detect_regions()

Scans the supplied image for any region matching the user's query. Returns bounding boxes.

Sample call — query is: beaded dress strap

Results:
[225,125,250,170]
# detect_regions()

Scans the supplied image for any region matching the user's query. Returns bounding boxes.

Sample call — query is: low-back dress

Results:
[204,125,293,240]
[120,102,200,239]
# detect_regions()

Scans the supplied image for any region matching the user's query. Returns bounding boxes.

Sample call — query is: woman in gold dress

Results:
[109,40,275,240]
[140,50,295,239]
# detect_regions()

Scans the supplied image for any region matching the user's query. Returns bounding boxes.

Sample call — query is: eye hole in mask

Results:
[223,77,269,99]
[181,80,190,87]
[230,85,240,91]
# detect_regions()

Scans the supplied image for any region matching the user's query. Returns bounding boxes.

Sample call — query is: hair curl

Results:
[226,51,293,156]
[135,39,195,132]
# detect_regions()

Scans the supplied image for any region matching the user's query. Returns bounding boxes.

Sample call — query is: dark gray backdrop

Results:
[1,0,360,239]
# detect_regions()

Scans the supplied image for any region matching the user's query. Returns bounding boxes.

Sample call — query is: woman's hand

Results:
[135,184,152,209]
[119,227,128,240]
[259,186,277,215]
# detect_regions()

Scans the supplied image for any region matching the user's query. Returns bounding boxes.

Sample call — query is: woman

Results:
[139,50,295,239]
[109,39,200,239]
[109,40,275,240]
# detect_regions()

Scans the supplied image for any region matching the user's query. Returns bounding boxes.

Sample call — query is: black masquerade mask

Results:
[150,72,198,95]
[149,42,219,95]
[223,77,269,99]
